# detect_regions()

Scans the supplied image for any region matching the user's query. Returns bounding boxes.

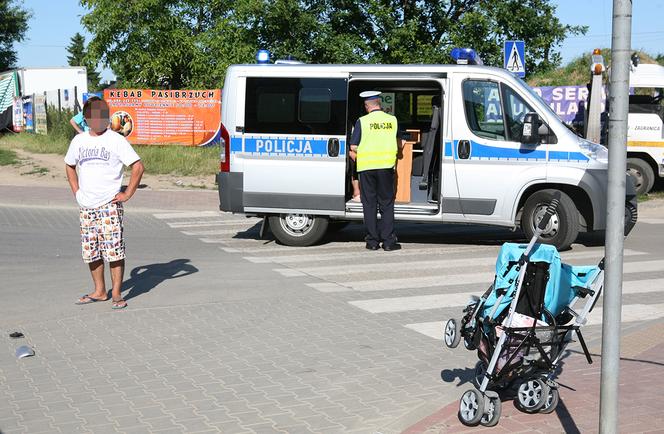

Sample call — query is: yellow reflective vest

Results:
[356,110,398,172]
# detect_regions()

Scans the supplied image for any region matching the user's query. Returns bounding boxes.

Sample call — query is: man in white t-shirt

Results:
[64,98,145,309]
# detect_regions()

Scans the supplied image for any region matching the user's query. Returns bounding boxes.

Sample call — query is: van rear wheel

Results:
[521,189,579,251]
[269,214,329,247]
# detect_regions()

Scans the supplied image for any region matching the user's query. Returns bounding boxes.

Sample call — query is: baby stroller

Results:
[442,194,638,427]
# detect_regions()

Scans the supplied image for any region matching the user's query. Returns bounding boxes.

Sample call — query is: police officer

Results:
[349,91,401,251]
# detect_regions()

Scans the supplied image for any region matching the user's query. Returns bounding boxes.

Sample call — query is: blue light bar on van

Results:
[256,49,271,64]
[450,48,483,65]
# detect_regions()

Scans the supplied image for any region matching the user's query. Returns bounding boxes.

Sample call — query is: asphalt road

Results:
[1,195,663,433]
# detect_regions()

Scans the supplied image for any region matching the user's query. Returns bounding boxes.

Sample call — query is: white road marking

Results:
[275,249,644,278]
[405,303,664,340]
[349,277,664,314]
[245,244,494,265]
[154,211,222,219]
[182,228,259,236]
[637,218,664,225]
[168,219,260,228]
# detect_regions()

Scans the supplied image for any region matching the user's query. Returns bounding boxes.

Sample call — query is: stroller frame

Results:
[444,193,632,427]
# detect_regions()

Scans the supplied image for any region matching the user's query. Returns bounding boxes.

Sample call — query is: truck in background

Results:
[534,50,664,195]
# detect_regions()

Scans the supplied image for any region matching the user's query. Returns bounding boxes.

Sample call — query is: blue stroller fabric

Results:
[482,243,600,321]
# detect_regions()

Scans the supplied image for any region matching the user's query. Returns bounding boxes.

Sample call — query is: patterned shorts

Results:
[79,202,125,263]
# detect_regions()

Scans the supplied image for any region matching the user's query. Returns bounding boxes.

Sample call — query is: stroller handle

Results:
[537,196,561,232]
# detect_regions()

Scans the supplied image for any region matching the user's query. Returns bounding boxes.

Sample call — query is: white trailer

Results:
[15,67,88,110]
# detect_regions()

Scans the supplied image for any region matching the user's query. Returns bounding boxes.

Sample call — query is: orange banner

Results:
[103,89,221,146]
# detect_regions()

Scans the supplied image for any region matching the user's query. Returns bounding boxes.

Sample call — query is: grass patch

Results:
[0,132,70,154]
[21,166,49,176]
[133,145,219,177]
[0,148,19,165]
[0,132,219,177]
[639,190,664,202]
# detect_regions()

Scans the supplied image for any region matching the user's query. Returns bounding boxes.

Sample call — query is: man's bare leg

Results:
[86,259,107,300]
[109,259,125,302]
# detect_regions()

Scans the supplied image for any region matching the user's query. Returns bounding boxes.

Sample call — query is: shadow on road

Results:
[121,259,199,301]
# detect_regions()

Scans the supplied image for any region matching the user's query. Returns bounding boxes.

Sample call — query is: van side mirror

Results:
[522,112,540,145]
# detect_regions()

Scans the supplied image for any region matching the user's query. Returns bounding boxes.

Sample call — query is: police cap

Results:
[359,91,382,101]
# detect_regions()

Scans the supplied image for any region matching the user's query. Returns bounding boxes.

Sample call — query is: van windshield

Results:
[515,77,561,120]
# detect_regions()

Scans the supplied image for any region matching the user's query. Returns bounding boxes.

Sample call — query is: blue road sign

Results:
[504,40,526,78]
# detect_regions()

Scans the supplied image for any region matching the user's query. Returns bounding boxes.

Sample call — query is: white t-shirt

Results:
[64,130,140,208]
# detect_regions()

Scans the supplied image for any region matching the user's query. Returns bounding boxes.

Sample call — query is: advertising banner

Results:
[34,94,47,135]
[532,85,607,125]
[12,97,23,131]
[22,97,34,133]
[103,89,221,146]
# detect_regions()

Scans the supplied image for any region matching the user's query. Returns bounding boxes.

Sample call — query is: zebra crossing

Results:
[155,210,664,342]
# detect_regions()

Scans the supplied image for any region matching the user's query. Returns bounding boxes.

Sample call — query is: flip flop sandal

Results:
[111,299,127,310]
[75,295,108,305]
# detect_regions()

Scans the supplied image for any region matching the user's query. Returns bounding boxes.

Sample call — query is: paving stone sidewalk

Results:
[403,321,664,433]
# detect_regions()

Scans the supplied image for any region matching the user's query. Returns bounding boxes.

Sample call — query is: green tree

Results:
[80,0,585,88]
[0,0,31,71]
[66,32,102,90]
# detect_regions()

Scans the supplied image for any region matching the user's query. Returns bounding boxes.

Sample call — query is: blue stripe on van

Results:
[444,141,453,158]
[229,135,345,156]
[549,151,590,162]
[464,141,547,160]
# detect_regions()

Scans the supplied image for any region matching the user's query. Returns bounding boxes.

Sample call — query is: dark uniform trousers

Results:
[359,168,397,248]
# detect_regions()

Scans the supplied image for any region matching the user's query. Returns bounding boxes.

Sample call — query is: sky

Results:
[13,0,664,82]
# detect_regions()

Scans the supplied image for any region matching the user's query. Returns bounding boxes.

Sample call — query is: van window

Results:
[502,85,536,142]
[246,78,347,135]
[299,88,331,123]
[463,80,506,140]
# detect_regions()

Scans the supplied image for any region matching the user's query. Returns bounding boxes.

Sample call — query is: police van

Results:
[217,49,634,250]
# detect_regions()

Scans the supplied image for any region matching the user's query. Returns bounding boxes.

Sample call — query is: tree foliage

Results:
[66,32,102,90]
[0,0,31,71]
[81,0,586,89]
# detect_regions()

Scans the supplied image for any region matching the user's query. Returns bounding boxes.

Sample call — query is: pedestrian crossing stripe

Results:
[349,277,664,314]
[406,303,664,341]
[155,210,664,343]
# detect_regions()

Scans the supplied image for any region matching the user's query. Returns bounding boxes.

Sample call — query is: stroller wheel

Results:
[516,378,549,413]
[444,319,462,348]
[458,389,484,426]
[539,387,560,414]
[480,395,502,427]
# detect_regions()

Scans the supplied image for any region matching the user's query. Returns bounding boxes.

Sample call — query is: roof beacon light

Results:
[450,48,483,66]
[591,48,605,75]
[256,49,271,64]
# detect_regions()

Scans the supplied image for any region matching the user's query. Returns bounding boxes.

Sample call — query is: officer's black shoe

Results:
[382,243,402,251]
[418,182,428,190]
[366,243,380,251]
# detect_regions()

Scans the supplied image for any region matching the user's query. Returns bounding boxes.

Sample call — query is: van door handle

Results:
[458,140,471,159]
[328,138,340,157]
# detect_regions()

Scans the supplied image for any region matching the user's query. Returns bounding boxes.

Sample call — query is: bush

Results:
[46,106,76,142]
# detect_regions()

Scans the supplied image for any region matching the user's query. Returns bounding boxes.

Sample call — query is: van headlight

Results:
[579,139,608,162]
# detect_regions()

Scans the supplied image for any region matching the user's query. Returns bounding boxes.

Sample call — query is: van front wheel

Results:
[269,214,329,247]
[521,190,579,250]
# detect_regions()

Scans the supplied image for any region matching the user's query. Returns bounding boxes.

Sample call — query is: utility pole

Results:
[599,1,632,433]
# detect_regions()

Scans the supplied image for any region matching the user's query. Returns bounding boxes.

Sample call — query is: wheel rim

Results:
[279,214,314,237]
[444,320,456,346]
[518,379,544,409]
[627,167,644,191]
[532,204,560,239]
[460,391,479,421]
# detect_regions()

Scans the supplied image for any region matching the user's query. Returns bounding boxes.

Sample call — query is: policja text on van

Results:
[256,139,313,154]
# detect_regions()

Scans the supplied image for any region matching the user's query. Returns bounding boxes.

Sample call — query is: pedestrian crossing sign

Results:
[504,40,526,78]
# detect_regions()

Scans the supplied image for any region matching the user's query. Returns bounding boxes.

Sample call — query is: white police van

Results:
[217,49,635,250]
